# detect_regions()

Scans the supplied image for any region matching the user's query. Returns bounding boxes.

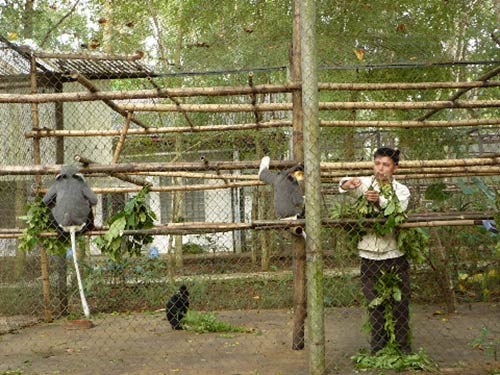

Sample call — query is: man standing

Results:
[339,147,412,354]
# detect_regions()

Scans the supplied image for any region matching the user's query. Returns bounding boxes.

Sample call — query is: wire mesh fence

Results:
[1,1,500,374]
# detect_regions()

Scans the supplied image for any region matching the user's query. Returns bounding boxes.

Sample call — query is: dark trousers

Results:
[360,256,411,353]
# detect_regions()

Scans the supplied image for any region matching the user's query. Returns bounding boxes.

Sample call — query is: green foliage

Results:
[369,270,402,347]
[17,199,70,256]
[94,186,156,262]
[397,228,428,265]
[182,242,205,254]
[0,370,23,375]
[351,346,437,372]
[331,180,428,263]
[181,310,252,334]
[494,191,500,256]
[425,182,452,201]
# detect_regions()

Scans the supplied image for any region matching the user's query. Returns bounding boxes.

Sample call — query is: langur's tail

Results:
[70,228,90,319]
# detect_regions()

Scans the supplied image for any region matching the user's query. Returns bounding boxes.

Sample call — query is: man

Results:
[339,147,412,354]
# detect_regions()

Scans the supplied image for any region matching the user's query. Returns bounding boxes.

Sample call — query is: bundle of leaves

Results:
[351,346,436,372]
[18,199,71,256]
[94,185,156,262]
[331,180,428,264]
[181,310,252,334]
[369,269,402,346]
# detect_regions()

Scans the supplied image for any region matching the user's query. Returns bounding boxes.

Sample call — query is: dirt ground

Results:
[1,303,499,375]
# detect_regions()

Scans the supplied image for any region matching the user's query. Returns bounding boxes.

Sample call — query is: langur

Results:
[258,156,306,238]
[43,165,98,319]
[166,285,190,330]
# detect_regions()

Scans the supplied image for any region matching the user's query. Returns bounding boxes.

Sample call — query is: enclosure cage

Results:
[1,2,500,375]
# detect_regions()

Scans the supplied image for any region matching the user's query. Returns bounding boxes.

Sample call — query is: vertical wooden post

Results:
[291,0,307,351]
[301,0,325,373]
[54,80,68,315]
[31,56,52,322]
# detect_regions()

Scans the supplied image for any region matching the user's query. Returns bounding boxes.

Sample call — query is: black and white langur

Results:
[258,156,305,219]
[42,165,98,319]
[258,156,306,238]
[166,285,190,330]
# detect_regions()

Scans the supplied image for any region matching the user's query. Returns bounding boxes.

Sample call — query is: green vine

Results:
[352,270,436,371]
[17,199,70,257]
[94,185,156,262]
[494,191,500,255]
[331,180,428,264]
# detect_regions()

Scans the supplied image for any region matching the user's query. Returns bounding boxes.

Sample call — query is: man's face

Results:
[373,156,397,182]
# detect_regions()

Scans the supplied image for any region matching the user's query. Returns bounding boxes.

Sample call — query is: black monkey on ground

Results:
[166,285,190,330]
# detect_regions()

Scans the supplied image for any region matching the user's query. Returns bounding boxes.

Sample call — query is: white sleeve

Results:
[338,177,351,193]
[396,184,411,211]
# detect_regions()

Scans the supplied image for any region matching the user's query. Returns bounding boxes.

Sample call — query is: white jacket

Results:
[339,176,411,260]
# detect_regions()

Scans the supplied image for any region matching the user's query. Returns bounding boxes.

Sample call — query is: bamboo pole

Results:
[301,0,325,372]
[117,100,500,113]
[74,155,148,186]
[322,165,500,177]
[54,81,69,315]
[111,112,133,164]
[34,50,145,61]
[71,71,149,129]
[1,215,491,239]
[132,170,258,181]
[291,0,307,351]
[30,55,52,323]
[417,64,500,121]
[2,155,499,176]
[24,117,500,139]
[320,118,500,128]
[147,76,195,128]
[25,120,292,138]
[2,81,500,104]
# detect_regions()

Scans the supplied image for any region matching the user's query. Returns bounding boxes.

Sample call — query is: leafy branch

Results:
[94,185,156,262]
[17,199,70,257]
[331,181,428,263]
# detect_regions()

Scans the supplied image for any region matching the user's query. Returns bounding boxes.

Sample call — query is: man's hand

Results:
[364,189,380,203]
[342,177,361,190]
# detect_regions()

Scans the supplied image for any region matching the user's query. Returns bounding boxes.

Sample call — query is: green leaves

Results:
[332,181,428,263]
[397,228,429,264]
[352,347,436,371]
[17,199,70,257]
[181,310,252,334]
[425,182,452,201]
[94,185,156,262]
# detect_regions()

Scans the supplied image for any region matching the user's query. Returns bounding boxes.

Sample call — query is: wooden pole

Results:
[111,112,133,164]
[116,99,500,113]
[74,155,148,186]
[30,56,52,323]
[300,0,325,372]
[0,214,494,239]
[34,50,145,61]
[25,120,293,138]
[54,81,68,315]
[417,64,500,121]
[1,155,499,176]
[72,71,149,129]
[291,0,307,351]
[2,80,500,104]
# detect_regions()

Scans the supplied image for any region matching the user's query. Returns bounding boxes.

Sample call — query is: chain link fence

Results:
[1,1,500,374]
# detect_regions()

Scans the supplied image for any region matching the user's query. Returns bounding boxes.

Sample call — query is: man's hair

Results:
[374,147,400,165]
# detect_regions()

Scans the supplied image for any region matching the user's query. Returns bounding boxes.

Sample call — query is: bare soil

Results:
[1,303,498,375]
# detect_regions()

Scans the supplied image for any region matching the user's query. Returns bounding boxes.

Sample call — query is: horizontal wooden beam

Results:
[1,81,499,104]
